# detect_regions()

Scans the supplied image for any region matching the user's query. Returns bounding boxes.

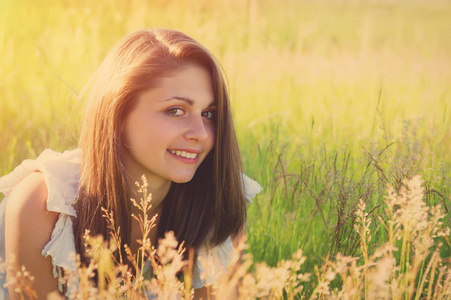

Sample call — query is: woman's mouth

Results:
[168,150,199,159]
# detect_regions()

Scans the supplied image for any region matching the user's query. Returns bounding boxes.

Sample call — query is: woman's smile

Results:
[168,149,201,161]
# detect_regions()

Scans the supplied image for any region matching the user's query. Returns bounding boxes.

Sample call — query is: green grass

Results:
[1,0,450,277]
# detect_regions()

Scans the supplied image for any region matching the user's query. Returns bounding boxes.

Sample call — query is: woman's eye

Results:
[202,110,215,120]
[167,108,184,116]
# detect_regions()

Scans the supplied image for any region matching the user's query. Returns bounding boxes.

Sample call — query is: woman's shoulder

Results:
[0,148,81,216]
[5,171,51,214]
[5,171,58,238]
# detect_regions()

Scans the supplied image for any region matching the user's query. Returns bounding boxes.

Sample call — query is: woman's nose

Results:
[184,115,209,142]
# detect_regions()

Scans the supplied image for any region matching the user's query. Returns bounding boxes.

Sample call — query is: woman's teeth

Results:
[170,150,198,159]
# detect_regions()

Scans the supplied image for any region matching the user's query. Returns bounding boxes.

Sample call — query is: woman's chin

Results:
[171,174,195,184]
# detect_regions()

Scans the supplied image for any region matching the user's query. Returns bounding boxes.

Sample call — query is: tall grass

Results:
[1,0,450,296]
[3,176,449,299]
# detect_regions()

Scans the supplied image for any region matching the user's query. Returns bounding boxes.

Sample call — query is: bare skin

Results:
[5,171,58,298]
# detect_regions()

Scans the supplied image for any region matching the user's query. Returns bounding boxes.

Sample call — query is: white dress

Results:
[0,149,262,298]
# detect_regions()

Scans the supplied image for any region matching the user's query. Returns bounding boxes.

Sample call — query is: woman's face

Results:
[121,64,216,187]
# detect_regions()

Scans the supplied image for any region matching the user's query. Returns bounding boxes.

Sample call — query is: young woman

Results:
[0,29,261,299]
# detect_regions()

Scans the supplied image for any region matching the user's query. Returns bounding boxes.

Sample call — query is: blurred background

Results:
[1,0,450,270]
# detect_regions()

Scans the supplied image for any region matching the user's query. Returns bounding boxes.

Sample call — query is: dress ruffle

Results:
[242,173,263,203]
[193,236,235,289]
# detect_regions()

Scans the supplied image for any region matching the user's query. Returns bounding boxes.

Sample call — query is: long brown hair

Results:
[74,29,246,263]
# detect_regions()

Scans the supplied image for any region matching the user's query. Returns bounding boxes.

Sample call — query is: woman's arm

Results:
[5,171,59,299]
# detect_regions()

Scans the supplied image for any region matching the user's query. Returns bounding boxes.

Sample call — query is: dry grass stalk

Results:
[0,175,449,299]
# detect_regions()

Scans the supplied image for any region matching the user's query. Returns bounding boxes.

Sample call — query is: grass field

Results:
[1,0,450,297]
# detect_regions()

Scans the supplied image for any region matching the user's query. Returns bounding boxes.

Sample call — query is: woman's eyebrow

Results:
[164,96,216,107]
[164,96,194,105]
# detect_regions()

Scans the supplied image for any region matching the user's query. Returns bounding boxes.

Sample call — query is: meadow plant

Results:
[3,264,37,299]
[322,176,450,299]
[1,175,449,299]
